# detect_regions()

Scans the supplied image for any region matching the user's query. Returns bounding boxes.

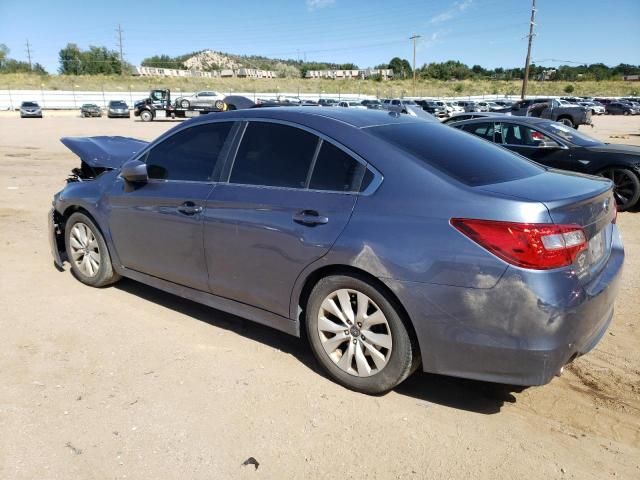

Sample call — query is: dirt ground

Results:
[0,112,639,480]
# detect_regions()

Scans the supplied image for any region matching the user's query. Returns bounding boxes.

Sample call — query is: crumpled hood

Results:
[60,136,148,169]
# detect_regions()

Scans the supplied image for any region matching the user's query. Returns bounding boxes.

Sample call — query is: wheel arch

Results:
[294,264,421,359]
[59,205,113,258]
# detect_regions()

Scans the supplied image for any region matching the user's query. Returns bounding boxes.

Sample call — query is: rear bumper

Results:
[383,225,624,386]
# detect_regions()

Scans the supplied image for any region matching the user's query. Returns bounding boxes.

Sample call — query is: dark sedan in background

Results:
[80,104,102,117]
[606,102,637,115]
[50,108,622,394]
[449,116,640,210]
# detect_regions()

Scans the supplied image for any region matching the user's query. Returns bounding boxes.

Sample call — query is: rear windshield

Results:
[367,122,544,186]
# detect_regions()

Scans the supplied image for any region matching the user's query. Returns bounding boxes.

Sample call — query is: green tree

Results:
[388,57,412,79]
[564,84,575,94]
[58,43,124,75]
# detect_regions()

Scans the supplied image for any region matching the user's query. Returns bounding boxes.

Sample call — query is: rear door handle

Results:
[293,210,328,226]
[177,201,203,216]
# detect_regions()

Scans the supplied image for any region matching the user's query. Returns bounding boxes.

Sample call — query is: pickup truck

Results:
[509,98,591,128]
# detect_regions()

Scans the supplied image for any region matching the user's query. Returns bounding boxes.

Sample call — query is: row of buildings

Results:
[304,68,394,80]
[134,66,276,78]
[134,66,395,80]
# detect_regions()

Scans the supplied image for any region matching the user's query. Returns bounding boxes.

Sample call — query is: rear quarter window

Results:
[367,123,544,187]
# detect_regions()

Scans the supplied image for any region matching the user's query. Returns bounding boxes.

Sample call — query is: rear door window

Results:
[498,122,559,147]
[309,141,364,192]
[145,122,234,181]
[462,122,495,141]
[229,122,318,188]
[367,122,544,186]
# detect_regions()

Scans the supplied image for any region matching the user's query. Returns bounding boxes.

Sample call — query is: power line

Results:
[25,39,32,69]
[116,24,125,75]
[521,0,537,99]
[409,34,421,96]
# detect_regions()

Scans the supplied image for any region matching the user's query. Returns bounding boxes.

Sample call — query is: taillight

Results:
[451,218,587,270]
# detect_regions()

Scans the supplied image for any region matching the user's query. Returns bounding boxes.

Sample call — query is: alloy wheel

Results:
[69,222,101,277]
[317,289,393,377]
[601,168,638,207]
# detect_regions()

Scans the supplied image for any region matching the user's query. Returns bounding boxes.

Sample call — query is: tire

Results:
[558,117,574,128]
[599,168,640,211]
[305,274,417,394]
[180,99,190,109]
[623,111,630,116]
[64,212,121,287]
[214,99,225,110]
[140,110,153,122]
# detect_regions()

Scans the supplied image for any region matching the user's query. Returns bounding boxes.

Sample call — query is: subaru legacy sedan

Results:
[49,108,623,394]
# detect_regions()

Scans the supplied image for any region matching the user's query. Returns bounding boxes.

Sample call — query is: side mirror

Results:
[120,159,148,183]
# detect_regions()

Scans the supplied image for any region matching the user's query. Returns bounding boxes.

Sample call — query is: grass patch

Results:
[0,73,637,98]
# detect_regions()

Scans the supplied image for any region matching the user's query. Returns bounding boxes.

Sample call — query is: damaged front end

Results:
[50,135,149,268]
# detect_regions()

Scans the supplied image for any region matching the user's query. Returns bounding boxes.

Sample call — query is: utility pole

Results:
[520,0,537,99]
[25,39,32,70]
[410,34,421,96]
[116,24,125,75]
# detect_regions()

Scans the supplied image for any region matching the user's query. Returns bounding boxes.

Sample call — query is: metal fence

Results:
[0,88,568,111]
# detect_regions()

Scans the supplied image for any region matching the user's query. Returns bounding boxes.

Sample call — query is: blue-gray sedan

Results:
[49,108,623,394]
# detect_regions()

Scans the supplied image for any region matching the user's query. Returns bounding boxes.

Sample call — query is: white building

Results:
[305,68,393,80]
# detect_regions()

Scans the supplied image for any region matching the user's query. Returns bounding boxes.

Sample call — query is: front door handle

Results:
[293,210,328,226]
[177,201,203,216]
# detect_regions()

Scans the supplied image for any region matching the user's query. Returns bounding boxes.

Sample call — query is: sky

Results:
[1,0,639,74]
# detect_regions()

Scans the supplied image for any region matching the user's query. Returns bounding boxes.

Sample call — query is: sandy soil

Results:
[0,113,639,480]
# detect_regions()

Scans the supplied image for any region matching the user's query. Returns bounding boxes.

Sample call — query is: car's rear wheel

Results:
[180,99,190,109]
[305,275,417,394]
[65,212,120,287]
[558,117,574,128]
[600,168,640,211]
[140,110,153,122]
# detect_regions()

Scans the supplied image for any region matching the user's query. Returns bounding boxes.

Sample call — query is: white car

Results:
[337,101,367,109]
[176,91,225,109]
[580,102,605,115]
[445,101,464,114]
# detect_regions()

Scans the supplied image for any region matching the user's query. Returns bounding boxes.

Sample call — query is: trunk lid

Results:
[479,169,616,279]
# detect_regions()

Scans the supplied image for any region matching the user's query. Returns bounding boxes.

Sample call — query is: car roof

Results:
[448,115,550,126]
[184,106,422,129]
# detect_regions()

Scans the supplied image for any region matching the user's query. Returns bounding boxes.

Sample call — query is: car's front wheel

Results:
[140,110,153,122]
[600,168,640,211]
[306,274,418,394]
[65,212,120,287]
[180,99,190,109]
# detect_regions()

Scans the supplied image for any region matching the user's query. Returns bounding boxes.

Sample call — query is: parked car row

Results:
[81,101,131,118]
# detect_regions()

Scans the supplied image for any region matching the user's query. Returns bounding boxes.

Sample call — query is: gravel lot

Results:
[0,112,639,479]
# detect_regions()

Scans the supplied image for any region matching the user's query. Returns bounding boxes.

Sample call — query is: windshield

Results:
[542,121,603,146]
[109,101,127,107]
[22,102,38,107]
[402,100,417,105]
[367,122,544,186]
